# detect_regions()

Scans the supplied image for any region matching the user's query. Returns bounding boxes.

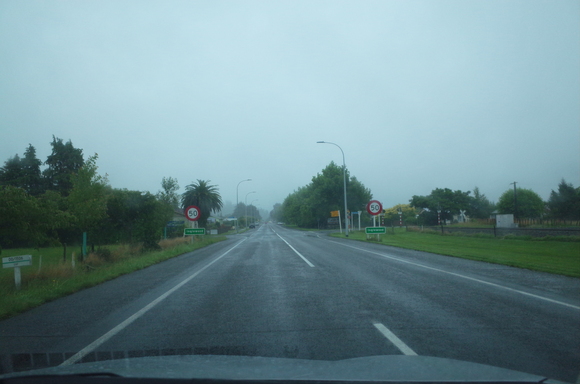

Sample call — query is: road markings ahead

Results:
[60,238,248,366]
[271,229,315,267]
[373,322,417,356]
[329,240,580,311]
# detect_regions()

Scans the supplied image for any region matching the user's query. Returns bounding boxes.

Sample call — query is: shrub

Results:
[95,247,113,261]
[158,237,190,249]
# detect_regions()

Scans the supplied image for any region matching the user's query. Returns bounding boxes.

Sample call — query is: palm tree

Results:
[181,180,223,228]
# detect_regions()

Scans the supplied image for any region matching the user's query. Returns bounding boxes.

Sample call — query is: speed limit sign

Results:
[366,200,383,216]
[185,205,201,221]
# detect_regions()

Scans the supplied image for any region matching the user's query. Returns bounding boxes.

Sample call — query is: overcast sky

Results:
[1,0,578,214]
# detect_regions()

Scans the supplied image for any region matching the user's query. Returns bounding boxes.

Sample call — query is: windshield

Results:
[0,1,579,383]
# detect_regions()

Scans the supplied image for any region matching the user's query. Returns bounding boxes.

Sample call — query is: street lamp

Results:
[245,191,256,228]
[236,179,251,233]
[317,141,349,237]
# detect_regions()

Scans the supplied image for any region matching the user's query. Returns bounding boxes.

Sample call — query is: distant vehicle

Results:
[249,224,255,229]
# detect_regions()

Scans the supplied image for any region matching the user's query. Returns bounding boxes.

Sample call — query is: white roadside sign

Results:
[2,255,32,268]
[2,255,32,290]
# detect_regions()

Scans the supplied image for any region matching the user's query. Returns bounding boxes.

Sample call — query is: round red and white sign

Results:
[185,205,201,221]
[366,200,383,216]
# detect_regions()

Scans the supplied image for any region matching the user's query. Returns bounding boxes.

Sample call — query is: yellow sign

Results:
[330,210,339,217]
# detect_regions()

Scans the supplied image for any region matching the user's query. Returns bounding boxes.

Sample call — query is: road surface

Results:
[1,224,579,381]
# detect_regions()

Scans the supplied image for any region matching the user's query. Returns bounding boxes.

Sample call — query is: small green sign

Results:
[184,228,206,235]
[365,227,386,234]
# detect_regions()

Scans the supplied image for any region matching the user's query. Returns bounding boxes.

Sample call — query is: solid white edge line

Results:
[328,239,580,311]
[373,322,417,356]
[60,238,248,366]
[271,229,315,267]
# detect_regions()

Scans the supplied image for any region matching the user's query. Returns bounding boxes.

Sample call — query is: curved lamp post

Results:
[317,141,349,237]
[236,179,251,233]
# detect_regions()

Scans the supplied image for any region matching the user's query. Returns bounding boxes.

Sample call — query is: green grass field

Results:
[331,228,580,277]
[0,236,227,320]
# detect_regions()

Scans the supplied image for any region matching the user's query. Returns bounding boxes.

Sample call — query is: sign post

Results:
[3,255,32,290]
[185,205,201,241]
[366,200,383,240]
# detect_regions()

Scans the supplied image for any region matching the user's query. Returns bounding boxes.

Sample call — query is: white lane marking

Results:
[328,240,580,311]
[60,238,248,366]
[373,322,417,356]
[272,230,315,267]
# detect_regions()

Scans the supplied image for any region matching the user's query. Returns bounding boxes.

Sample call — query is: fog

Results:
[1,0,578,213]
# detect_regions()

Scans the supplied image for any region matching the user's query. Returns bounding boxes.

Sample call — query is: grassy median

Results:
[331,228,580,278]
[0,236,226,320]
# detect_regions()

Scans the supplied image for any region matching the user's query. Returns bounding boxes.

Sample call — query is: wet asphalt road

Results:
[1,224,579,382]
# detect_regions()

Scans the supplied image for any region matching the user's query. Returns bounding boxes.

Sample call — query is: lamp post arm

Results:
[317,141,349,237]
[236,179,251,233]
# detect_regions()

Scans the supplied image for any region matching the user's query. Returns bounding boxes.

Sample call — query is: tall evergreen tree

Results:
[21,144,44,195]
[0,154,24,188]
[43,136,84,196]
[469,186,495,219]
[0,144,43,195]
[547,179,580,220]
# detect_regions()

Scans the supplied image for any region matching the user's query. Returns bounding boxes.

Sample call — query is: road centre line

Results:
[272,230,315,267]
[328,240,580,311]
[373,322,417,356]
[60,238,248,366]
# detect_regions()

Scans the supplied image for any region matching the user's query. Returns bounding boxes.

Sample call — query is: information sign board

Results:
[184,228,206,235]
[166,220,185,227]
[2,255,32,268]
[365,227,386,234]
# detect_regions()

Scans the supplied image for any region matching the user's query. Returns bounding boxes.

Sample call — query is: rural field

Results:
[331,227,580,278]
[0,236,226,320]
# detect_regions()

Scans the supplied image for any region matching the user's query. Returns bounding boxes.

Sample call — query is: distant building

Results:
[171,208,186,224]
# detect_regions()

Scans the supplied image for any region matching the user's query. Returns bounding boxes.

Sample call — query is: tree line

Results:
[273,162,373,228]
[273,161,579,228]
[409,181,579,226]
[0,138,224,250]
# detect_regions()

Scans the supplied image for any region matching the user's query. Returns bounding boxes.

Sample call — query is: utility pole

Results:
[510,182,518,220]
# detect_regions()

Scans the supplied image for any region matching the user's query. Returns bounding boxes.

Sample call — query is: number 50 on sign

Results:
[366,200,383,216]
[185,205,200,221]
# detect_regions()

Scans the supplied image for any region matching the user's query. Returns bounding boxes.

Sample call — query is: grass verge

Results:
[330,229,580,278]
[0,236,226,320]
